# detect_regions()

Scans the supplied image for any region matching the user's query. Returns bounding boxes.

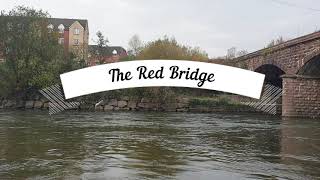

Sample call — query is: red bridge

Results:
[235,32,320,118]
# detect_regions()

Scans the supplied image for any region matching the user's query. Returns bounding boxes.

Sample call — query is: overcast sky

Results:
[2,0,320,58]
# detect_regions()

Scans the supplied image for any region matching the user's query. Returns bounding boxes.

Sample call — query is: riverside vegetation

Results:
[0,6,255,113]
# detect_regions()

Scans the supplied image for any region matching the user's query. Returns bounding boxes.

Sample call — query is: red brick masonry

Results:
[234,31,320,118]
[282,75,320,118]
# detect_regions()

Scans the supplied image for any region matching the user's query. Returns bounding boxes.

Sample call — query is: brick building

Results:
[0,17,89,62]
[88,45,127,66]
[0,17,128,66]
[47,18,89,60]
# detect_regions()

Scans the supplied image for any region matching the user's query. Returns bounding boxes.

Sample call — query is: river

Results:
[0,111,319,179]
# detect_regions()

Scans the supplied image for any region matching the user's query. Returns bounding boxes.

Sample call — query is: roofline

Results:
[47,17,88,22]
[47,17,88,30]
[0,16,88,22]
[89,45,126,48]
[235,31,320,62]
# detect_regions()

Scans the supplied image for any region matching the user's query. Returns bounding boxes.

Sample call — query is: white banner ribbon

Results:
[60,60,265,99]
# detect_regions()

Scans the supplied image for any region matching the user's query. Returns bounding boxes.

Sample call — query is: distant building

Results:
[47,18,89,60]
[88,45,127,66]
[0,17,89,62]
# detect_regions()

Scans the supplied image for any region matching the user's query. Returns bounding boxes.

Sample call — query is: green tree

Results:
[96,31,109,47]
[0,6,76,97]
[134,36,209,103]
[137,36,208,61]
[94,31,109,64]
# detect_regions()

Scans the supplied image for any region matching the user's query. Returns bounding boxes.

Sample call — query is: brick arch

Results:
[253,63,285,73]
[233,32,320,118]
[254,64,286,87]
[296,48,320,74]
[247,58,287,74]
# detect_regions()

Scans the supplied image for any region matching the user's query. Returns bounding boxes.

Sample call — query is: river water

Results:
[0,111,319,180]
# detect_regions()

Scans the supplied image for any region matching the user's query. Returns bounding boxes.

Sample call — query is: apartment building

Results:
[47,18,89,60]
[0,17,89,62]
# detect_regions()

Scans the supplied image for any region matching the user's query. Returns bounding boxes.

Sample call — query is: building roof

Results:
[0,16,88,31]
[89,45,127,56]
[47,18,88,30]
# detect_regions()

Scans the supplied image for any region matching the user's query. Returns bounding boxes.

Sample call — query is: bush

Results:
[0,6,79,98]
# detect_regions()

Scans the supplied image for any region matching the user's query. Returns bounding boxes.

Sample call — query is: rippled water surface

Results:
[0,111,319,179]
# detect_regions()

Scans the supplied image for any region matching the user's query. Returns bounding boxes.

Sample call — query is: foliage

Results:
[96,31,109,47]
[131,36,209,102]
[137,36,208,61]
[94,31,109,64]
[77,87,175,105]
[0,6,78,98]
[261,36,286,57]
[107,36,211,102]
[119,54,135,62]
[189,96,244,107]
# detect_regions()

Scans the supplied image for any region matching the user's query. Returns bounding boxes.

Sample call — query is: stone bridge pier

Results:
[235,32,320,118]
[282,76,320,118]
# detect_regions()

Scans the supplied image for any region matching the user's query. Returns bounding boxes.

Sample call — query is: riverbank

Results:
[0,95,259,113]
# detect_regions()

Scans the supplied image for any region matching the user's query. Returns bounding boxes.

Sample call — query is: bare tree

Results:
[226,47,236,59]
[236,50,248,57]
[128,34,143,56]
[266,36,285,48]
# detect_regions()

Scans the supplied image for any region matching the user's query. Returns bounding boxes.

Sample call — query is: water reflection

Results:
[0,111,319,179]
[0,111,87,179]
[280,117,320,179]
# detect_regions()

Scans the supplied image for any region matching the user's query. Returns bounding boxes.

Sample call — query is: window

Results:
[47,24,54,29]
[73,39,79,45]
[74,28,80,35]
[47,24,54,32]
[58,24,65,33]
[58,38,64,45]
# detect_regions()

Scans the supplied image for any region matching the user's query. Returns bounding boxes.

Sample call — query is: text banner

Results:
[60,60,265,99]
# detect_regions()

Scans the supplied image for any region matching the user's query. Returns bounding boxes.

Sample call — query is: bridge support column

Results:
[282,75,320,118]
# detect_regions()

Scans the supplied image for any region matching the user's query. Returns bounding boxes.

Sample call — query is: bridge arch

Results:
[297,50,320,76]
[254,64,285,88]
[236,32,320,118]
[282,50,320,118]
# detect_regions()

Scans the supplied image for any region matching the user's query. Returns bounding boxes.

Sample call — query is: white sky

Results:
[2,0,320,58]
